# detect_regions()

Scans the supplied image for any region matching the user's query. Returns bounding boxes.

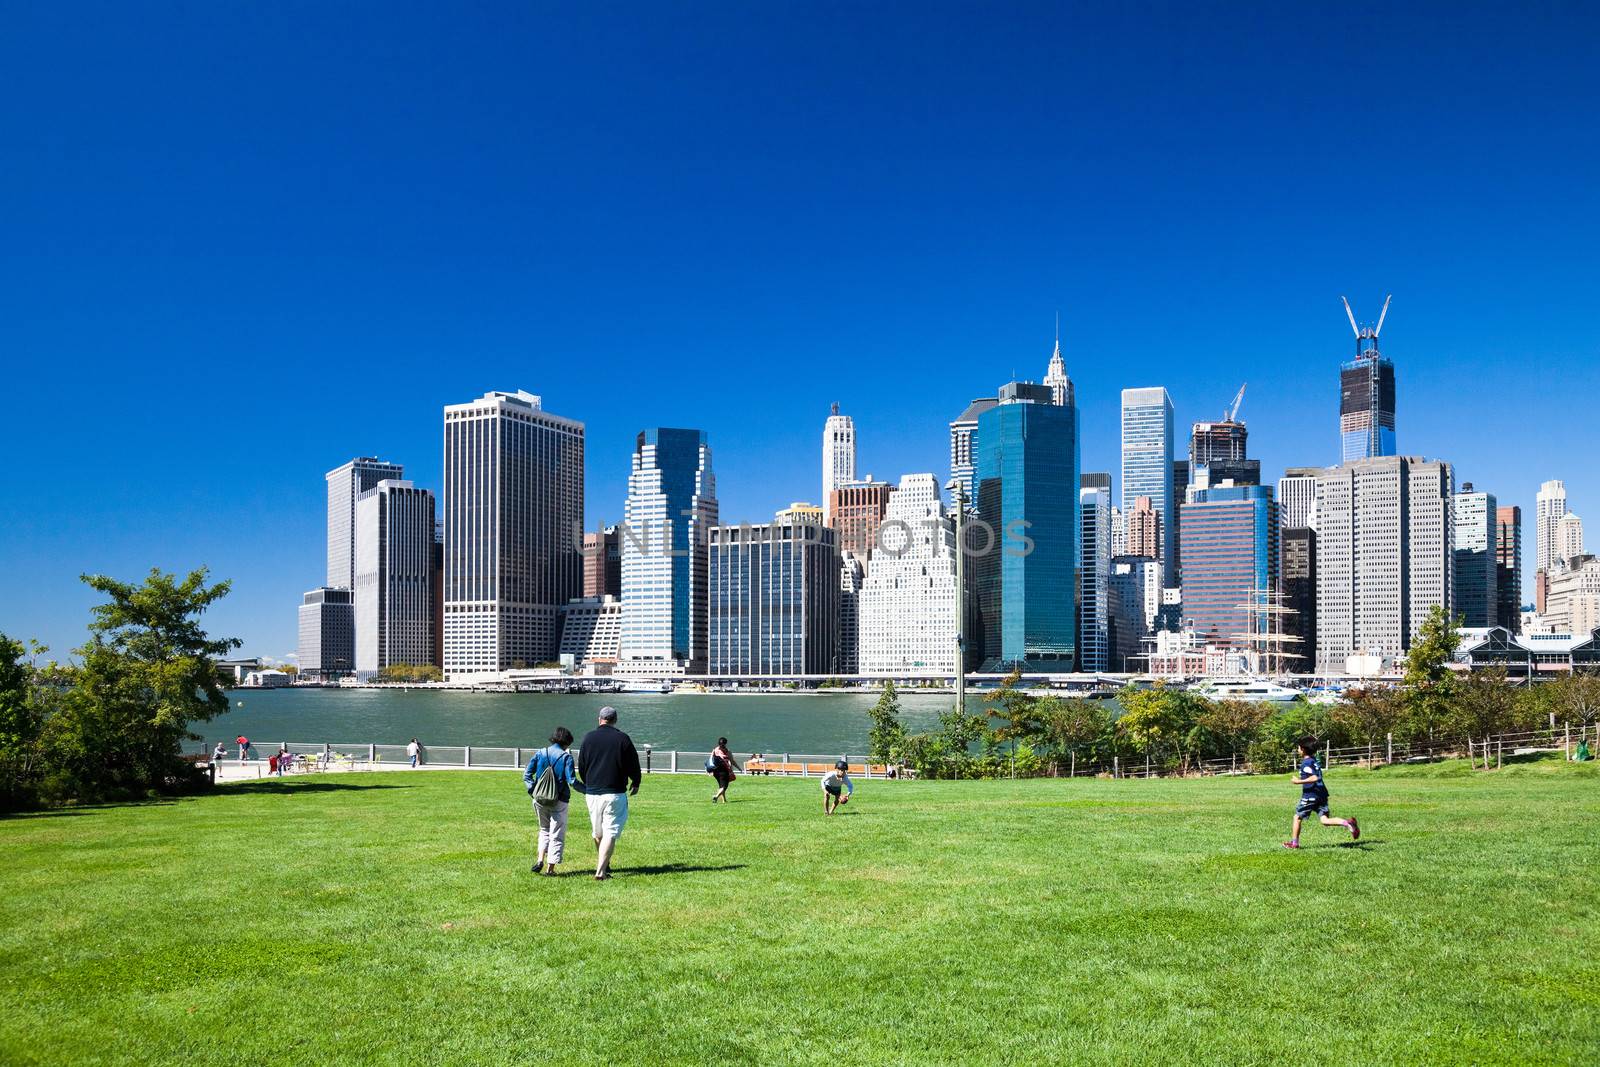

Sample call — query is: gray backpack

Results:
[531,753,562,807]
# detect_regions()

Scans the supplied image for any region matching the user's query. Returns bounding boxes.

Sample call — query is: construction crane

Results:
[1341,295,1393,340]
[1225,382,1246,423]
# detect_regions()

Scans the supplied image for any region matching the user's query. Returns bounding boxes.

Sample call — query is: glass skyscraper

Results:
[974,381,1078,672]
[1121,387,1175,573]
[1178,484,1277,649]
[706,517,839,677]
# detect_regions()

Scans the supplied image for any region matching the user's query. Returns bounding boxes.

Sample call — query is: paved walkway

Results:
[213,759,506,783]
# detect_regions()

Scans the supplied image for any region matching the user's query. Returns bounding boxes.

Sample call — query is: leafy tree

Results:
[1450,667,1519,758]
[1400,606,1462,740]
[1035,696,1114,771]
[1547,671,1600,732]
[41,569,238,802]
[1191,699,1271,760]
[0,636,56,808]
[1116,684,1203,771]
[1332,686,1404,755]
[866,681,907,763]
[986,667,1042,746]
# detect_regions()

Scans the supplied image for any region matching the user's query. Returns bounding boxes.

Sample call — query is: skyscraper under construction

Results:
[1339,295,1397,463]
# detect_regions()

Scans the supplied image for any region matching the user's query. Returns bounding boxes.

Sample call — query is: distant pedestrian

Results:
[525,727,578,876]
[821,760,853,815]
[1283,736,1360,849]
[577,706,641,881]
[236,736,252,764]
[706,737,740,802]
[211,742,227,764]
[276,743,290,776]
[407,738,421,768]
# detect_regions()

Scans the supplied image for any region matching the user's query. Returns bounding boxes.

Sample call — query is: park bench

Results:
[744,759,901,778]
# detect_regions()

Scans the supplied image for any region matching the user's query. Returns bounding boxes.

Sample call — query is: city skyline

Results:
[4,5,1599,660]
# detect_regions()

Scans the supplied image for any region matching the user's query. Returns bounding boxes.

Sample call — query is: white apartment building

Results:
[1555,512,1585,570]
[1543,556,1600,635]
[442,390,584,679]
[354,480,436,676]
[1537,479,1568,574]
[326,457,403,590]
[1078,484,1112,672]
[822,403,855,525]
[858,474,959,675]
[1315,456,1454,674]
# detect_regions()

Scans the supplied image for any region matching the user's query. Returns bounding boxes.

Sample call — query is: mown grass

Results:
[2,759,1598,1065]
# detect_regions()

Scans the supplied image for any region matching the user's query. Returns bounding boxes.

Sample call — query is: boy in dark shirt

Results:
[1283,736,1360,849]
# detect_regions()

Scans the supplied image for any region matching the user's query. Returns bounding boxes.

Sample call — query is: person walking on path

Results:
[407,738,421,768]
[577,706,641,881]
[707,737,740,803]
[525,727,578,876]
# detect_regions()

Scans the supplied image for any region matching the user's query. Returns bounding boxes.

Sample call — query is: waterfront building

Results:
[1280,527,1317,673]
[1277,468,1321,531]
[822,404,856,526]
[620,428,718,674]
[297,587,354,680]
[1121,387,1176,567]
[1455,625,1600,677]
[1497,505,1523,633]
[326,457,404,590]
[1338,296,1397,462]
[558,596,622,673]
[582,526,622,599]
[353,480,436,676]
[442,390,584,678]
[838,552,865,674]
[974,381,1079,672]
[1543,555,1600,635]
[948,396,997,508]
[1108,556,1161,672]
[1314,455,1454,674]
[706,516,839,677]
[859,474,959,675]
[1079,476,1112,672]
[1536,479,1567,576]
[1178,484,1277,649]
[1453,484,1498,628]
[1126,496,1161,559]
[828,480,892,561]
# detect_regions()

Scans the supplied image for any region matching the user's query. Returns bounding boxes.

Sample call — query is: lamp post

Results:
[946,479,967,717]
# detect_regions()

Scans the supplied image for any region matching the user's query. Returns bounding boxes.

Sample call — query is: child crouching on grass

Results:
[1284,736,1360,849]
[821,760,852,815]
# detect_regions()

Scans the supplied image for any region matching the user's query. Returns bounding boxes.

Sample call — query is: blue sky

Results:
[3,3,1598,661]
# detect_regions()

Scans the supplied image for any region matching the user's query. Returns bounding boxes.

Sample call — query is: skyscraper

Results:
[441,390,584,678]
[1452,484,1498,628]
[822,403,855,525]
[1126,496,1161,558]
[706,516,839,677]
[838,552,865,674]
[1044,330,1073,407]
[297,587,354,680]
[1108,556,1161,671]
[326,457,404,590]
[1536,479,1568,575]
[1338,295,1397,462]
[1277,468,1322,531]
[1315,455,1454,673]
[974,381,1079,672]
[1280,527,1317,673]
[1497,505,1522,633]
[354,480,436,675]
[582,526,622,599]
[859,474,961,675]
[948,397,997,508]
[620,428,718,673]
[828,480,892,561]
[1078,474,1113,673]
[1121,387,1176,570]
[1556,512,1585,569]
[1178,484,1277,649]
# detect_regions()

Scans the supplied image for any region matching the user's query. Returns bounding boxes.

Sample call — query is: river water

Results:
[206,688,960,755]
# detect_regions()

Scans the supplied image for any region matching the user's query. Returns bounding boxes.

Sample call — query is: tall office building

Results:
[1280,527,1317,673]
[949,397,998,508]
[620,428,718,673]
[1278,468,1322,531]
[1044,332,1073,407]
[1110,505,1126,557]
[1315,456,1454,673]
[1108,556,1161,671]
[1179,484,1277,649]
[859,474,959,675]
[297,587,354,680]
[829,480,892,561]
[1536,479,1568,575]
[1496,506,1523,633]
[354,480,436,675]
[326,457,404,590]
[1452,484,1498,628]
[429,528,443,669]
[582,526,622,599]
[706,516,839,677]
[442,390,584,677]
[1121,387,1176,568]
[838,552,866,674]
[1338,296,1397,462]
[557,597,622,673]
[1544,556,1600,634]
[1126,496,1161,559]
[1556,513,1585,569]
[1079,474,1113,672]
[822,404,855,525]
[974,381,1079,672]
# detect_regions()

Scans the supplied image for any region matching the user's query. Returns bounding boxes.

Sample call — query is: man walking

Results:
[577,705,641,881]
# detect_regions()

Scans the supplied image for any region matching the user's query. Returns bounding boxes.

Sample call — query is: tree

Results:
[1400,606,1462,740]
[1192,699,1271,760]
[1116,684,1203,771]
[866,681,907,763]
[42,569,238,802]
[1331,686,1404,755]
[1547,671,1600,732]
[1450,667,1519,763]
[986,667,1043,746]
[0,636,54,808]
[1035,696,1114,771]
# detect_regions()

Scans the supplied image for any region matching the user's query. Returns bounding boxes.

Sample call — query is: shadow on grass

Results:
[618,862,748,877]
[222,780,412,797]
[3,778,413,820]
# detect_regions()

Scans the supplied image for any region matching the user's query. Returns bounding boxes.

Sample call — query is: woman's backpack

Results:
[531,752,563,807]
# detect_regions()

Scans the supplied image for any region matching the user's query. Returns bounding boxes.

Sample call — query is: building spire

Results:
[1044,315,1072,407]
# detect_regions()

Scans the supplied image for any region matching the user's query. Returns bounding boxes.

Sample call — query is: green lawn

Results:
[3,760,1598,1066]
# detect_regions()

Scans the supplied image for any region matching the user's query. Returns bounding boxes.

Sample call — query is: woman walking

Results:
[524,727,578,876]
[708,737,740,803]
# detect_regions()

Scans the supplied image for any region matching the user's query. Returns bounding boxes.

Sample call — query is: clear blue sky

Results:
[3,3,1597,662]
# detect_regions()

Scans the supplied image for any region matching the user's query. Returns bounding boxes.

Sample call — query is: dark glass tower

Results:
[1339,295,1397,462]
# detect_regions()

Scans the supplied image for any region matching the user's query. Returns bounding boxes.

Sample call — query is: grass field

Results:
[3,760,1598,1065]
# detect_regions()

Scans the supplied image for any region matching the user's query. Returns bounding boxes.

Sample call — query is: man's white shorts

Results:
[586,791,629,840]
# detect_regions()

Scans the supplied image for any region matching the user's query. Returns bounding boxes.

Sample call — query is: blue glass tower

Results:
[621,428,718,670]
[974,381,1079,672]
[1121,387,1176,573]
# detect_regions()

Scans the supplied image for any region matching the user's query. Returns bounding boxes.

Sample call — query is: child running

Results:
[1283,736,1360,849]
[821,760,853,815]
